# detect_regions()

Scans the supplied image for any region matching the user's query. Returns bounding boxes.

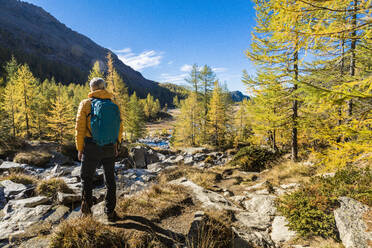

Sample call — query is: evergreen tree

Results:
[174,92,203,146]
[247,0,311,160]
[126,92,146,141]
[207,81,231,148]
[173,95,180,108]
[88,61,104,82]
[185,64,201,94]
[12,64,39,138]
[234,98,251,146]
[199,65,216,143]
[105,52,129,134]
[2,56,20,137]
[46,90,75,146]
[243,70,288,151]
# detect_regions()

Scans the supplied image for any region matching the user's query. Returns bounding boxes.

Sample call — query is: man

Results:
[75,77,123,221]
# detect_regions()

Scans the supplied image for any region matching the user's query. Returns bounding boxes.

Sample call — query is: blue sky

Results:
[24,0,256,92]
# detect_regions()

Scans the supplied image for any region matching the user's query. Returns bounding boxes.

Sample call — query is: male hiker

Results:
[75,77,123,221]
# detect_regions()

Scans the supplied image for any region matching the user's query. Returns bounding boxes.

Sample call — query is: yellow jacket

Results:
[75,89,123,151]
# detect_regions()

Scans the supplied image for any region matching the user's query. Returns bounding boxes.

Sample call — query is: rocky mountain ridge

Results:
[0,0,175,105]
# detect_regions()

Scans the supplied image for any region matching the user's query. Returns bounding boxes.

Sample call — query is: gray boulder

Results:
[334,197,372,248]
[45,205,70,224]
[57,192,81,205]
[184,156,194,165]
[243,194,277,216]
[0,180,27,197]
[270,216,297,245]
[170,177,240,211]
[0,205,52,240]
[49,152,71,166]
[147,162,165,173]
[130,146,160,168]
[0,186,6,210]
[232,227,275,248]
[130,146,147,168]
[235,212,272,231]
[4,196,49,212]
[71,166,81,177]
[0,161,25,171]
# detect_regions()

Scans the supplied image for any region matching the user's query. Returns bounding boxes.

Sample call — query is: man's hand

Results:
[78,151,83,161]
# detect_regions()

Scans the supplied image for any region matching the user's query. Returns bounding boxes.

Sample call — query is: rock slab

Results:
[334,197,372,248]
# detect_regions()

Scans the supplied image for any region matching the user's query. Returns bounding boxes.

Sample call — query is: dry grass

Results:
[36,178,74,200]
[13,150,52,167]
[0,172,37,185]
[260,160,315,186]
[285,236,344,248]
[117,183,191,222]
[125,230,166,248]
[186,213,233,248]
[158,166,220,189]
[49,217,128,248]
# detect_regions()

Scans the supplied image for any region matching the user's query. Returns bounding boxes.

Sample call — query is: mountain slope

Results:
[0,0,174,104]
[230,91,249,102]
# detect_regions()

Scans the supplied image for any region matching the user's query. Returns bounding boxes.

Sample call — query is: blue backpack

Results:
[89,98,121,146]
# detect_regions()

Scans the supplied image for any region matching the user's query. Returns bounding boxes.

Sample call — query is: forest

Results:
[0,0,370,247]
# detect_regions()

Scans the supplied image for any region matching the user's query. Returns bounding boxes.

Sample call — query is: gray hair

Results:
[89,77,106,90]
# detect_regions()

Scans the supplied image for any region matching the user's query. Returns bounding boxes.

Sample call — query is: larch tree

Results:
[207,81,232,148]
[2,57,20,137]
[243,70,288,151]
[13,64,39,138]
[199,65,216,143]
[174,92,203,146]
[247,0,312,160]
[88,61,105,82]
[185,64,201,94]
[105,52,129,134]
[126,92,146,142]
[46,90,75,146]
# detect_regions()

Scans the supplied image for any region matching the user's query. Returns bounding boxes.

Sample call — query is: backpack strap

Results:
[86,98,94,136]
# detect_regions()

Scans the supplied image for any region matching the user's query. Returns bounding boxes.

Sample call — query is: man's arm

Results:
[75,100,88,159]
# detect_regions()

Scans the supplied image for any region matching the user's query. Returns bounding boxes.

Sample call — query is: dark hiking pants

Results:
[81,138,116,214]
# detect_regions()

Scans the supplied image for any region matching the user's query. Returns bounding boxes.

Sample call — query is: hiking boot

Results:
[106,211,120,222]
[81,200,92,216]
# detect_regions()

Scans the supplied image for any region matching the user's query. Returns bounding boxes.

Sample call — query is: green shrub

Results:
[50,217,127,248]
[278,167,371,239]
[230,145,278,172]
[36,178,74,200]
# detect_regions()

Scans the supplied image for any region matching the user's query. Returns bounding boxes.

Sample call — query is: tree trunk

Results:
[24,84,30,138]
[292,49,299,161]
[348,0,358,117]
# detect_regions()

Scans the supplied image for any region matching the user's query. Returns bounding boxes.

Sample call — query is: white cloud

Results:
[113,48,132,53]
[180,64,193,72]
[180,65,227,73]
[212,67,227,73]
[160,73,188,84]
[168,61,174,65]
[115,48,163,71]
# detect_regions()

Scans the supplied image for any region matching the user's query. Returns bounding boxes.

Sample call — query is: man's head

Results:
[89,77,106,91]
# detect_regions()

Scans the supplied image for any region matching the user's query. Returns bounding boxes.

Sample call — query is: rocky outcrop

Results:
[0,180,27,198]
[334,197,372,248]
[270,216,297,245]
[0,205,52,240]
[171,177,240,211]
[4,196,49,210]
[130,146,160,169]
